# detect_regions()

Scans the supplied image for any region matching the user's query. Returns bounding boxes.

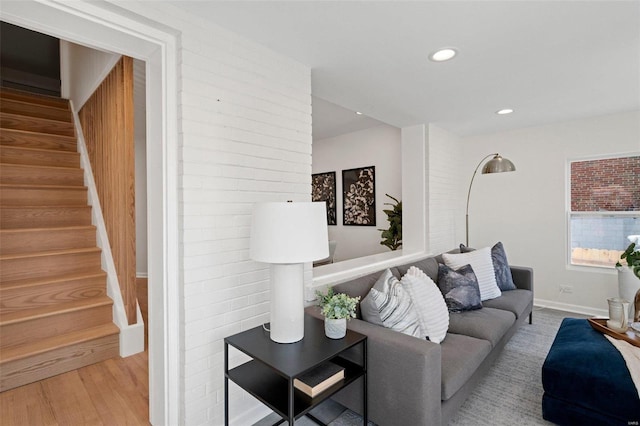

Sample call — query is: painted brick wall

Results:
[571,156,640,211]
[116,3,311,424]
[427,125,464,254]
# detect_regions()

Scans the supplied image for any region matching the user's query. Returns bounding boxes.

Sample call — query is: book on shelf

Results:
[293,361,345,397]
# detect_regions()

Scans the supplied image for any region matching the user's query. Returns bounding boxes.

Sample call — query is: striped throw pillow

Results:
[368,274,422,338]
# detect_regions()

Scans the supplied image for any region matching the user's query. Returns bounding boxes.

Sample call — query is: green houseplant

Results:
[616,242,640,322]
[616,242,640,279]
[379,194,402,251]
[316,288,360,339]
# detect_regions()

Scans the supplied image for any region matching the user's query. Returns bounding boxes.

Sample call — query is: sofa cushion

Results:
[447,307,516,347]
[401,266,449,343]
[440,333,492,400]
[396,256,439,283]
[443,247,502,301]
[437,263,482,312]
[482,289,533,320]
[361,270,422,338]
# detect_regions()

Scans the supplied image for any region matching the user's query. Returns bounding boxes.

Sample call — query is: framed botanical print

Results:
[342,166,376,226]
[312,171,337,225]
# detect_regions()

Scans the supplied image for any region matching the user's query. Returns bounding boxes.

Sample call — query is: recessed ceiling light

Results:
[496,108,514,115]
[429,48,457,62]
[355,111,363,115]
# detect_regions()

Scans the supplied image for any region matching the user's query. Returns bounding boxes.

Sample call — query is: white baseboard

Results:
[118,303,145,357]
[534,298,607,317]
[136,272,148,279]
[231,402,271,426]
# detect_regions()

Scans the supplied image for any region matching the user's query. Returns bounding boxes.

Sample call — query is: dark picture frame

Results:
[312,171,337,225]
[342,166,376,226]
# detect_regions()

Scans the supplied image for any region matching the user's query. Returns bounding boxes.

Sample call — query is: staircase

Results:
[0,87,119,392]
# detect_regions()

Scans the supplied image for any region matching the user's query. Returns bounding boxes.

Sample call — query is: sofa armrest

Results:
[510,265,533,292]
[306,306,442,426]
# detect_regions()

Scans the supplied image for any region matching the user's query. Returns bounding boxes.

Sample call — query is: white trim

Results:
[136,272,149,279]
[534,299,608,317]
[1,2,180,424]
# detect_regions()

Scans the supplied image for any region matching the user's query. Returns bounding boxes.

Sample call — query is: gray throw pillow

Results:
[437,263,482,312]
[460,242,516,291]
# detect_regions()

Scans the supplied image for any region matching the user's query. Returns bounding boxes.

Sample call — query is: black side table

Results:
[224,315,367,426]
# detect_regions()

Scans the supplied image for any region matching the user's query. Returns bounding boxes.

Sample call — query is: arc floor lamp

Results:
[466,154,516,246]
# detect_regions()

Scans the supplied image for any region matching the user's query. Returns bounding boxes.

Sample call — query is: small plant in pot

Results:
[316,288,360,339]
[616,242,640,322]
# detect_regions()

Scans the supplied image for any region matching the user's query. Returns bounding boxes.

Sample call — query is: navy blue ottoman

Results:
[542,318,640,426]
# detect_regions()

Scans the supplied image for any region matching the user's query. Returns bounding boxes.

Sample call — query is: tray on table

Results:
[588,318,640,348]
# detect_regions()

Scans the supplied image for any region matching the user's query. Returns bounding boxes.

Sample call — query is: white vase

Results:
[324,318,347,339]
[618,267,640,321]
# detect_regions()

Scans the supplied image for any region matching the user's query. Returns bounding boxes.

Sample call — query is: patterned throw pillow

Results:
[442,247,501,301]
[362,270,422,338]
[460,242,517,291]
[401,266,449,343]
[437,263,482,312]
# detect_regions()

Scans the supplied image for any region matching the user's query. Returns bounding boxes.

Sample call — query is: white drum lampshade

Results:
[250,202,329,343]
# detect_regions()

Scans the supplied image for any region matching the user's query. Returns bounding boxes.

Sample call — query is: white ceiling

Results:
[172,1,640,137]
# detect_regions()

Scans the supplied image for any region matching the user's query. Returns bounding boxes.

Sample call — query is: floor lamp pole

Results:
[465,153,497,247]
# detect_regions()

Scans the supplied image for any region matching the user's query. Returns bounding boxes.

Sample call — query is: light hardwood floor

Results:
[0,278,150,425]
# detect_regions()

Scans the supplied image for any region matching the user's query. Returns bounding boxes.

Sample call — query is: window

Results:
[569,155,640,268]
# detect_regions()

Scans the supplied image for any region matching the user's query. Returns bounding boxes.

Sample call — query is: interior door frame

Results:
[0,1,180,424]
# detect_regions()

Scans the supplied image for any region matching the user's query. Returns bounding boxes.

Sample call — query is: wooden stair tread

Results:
[0,271,107,291]
[0,183,86,190]
[0,296,113,325]
[0,113,75,138]
[0,247,101,261]
[0,87,70,110]
[0,144,79,157]
[0,127,77,144]
[0,225,95,234]
[0,323,119,364]
[0,204,91,209]
[0,99,73,123]
[0,162,81,172]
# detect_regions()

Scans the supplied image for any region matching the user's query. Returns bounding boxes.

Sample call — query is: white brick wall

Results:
[428,125,464,254]
[114,3,311,424]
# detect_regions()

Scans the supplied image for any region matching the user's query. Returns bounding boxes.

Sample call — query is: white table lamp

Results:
[250,202,329,343]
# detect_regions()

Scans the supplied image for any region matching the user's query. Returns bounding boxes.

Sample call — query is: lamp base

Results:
[269,263,304,343]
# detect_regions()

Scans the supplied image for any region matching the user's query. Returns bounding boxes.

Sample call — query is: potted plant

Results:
[379,194,402,251]
[316,288,360,339]
[616,242,640,322]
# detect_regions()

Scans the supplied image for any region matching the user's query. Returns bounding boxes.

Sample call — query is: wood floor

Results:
[0,278,150,425]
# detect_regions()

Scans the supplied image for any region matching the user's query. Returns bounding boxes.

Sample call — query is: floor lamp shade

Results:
[466,154,516,246]
[250,202,329,343]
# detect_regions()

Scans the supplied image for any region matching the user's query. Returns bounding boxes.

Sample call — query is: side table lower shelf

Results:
[227,357,364,421]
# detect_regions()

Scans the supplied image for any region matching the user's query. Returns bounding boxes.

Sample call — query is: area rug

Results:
[330,307,587,426]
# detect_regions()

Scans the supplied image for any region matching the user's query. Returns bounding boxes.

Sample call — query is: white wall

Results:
[313,124,401,262]
[461,111,640,315]
[59,41,120,108]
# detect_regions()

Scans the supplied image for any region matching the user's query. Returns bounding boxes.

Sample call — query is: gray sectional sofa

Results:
[306,250,533,426]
